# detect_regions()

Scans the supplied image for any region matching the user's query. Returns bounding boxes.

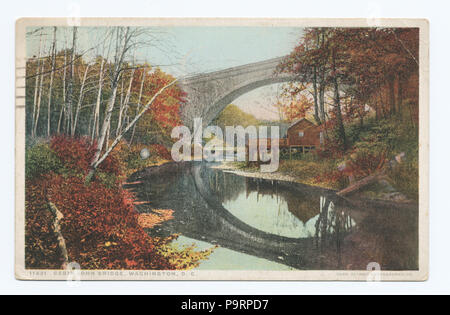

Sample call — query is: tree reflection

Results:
[315,196,355,267]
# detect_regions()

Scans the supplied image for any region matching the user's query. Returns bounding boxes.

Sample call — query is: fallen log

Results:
[337,172,385,197]
[337,152,406,197]
[124,181,142,185]
[47,202,69,268]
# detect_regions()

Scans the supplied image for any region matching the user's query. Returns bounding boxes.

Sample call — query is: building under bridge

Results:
[248,118,324,157]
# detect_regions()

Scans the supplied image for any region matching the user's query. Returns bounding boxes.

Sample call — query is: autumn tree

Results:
[278,27,419,152]
[25,26,185,181]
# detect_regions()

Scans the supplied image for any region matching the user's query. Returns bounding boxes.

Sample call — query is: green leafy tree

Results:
[213,104,260,130]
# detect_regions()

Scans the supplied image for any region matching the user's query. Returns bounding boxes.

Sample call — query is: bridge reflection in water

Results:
[126,162,418,271]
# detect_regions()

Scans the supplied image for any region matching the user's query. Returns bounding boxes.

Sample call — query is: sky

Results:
[26,26,303,121]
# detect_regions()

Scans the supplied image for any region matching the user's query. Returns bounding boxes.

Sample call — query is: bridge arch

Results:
[179,56,298,128]
[202,76,295,127]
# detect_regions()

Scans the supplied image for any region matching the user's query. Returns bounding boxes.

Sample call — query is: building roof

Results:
[288,118,316,129]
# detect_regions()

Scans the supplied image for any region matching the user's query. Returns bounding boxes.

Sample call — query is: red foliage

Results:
[27,173,174,270]
[25,137,173,270]
[150,144,171,160]
[278,28,419,125]
[50,136,93,173]
[314,169,347,186]
[50,135,122,176]
[98,150,122,176]
[132,68,186,131]
[344,150,387,179]
[316,136,345,159]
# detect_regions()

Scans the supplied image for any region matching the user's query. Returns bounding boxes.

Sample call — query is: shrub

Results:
[114,143,151,174]
[50,136,94,173]
[150,144,171,160]
[316,137,346,159]
[96,171,121,188]
[97,148,124,178]
[114,142,172,176]
[40,174,174,270]
[388,156,419,201]
[50,135,123,178]
[344,148,388,179]
[25,136,213,270]
[25,143,63,180]
[314,169,349,190]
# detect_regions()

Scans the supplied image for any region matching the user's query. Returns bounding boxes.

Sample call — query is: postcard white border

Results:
[15,18,429,281]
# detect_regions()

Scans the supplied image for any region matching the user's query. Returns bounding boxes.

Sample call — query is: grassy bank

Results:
[234,113,419,200]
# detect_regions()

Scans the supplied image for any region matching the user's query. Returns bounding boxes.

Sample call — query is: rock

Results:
[379,179,397,193]
[382,192,408,202]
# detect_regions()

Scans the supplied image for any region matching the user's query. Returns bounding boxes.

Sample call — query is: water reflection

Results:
[206,171,355,240]
[127,162,418,271]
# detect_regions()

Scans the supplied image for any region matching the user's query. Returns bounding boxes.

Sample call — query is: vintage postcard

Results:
[15,18,429,281]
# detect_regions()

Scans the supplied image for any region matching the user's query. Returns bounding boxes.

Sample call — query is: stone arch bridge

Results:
[179,56,296,128]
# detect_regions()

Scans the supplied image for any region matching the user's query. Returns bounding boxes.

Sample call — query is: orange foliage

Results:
[138,210,175,229]
[132,68,186,133]
[281,94,313,121]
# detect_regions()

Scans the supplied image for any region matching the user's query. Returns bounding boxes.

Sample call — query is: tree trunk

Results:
[89,27,131,176]
[130,68,147,145]
[65,27,77,134]
[118,68,135,136]
[337,172,385,197]
[47,26,57,137]
[86,79,177,184]
[31,33,43,138]
[331,49,347,151]
[92,77,120,171]
[71,64,90,136]
[57,43,67,134]
[116,78,125,136]
[388,76,396,115]
[312,66,321,125]
[33,62,45,137]
[92,58,105,141]
[319,82,326,123]
[397,74,404,113]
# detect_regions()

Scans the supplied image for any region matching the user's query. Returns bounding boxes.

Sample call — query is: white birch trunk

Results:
[130,68,147,145]
[33,61,45,137]
[57,41,67,134]
[90,27,130,172]
[31,33,43,138]
[92,79,177,170]
[66,27,77,134]
[116,68,135,136]
[92,58,105,140]
[47,26,57,137]
[71,64,90,136]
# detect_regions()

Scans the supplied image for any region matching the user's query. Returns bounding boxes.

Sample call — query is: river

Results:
[126,162,418,271]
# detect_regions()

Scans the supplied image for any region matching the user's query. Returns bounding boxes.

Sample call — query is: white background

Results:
[1,0,448,295]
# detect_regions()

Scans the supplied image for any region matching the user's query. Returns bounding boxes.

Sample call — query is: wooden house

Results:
[286,118,323,154]
[245,118,323,158]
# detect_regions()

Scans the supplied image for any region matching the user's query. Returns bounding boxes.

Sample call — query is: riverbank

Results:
[211,162,335,190]
[215,113,419,204]
[212,160,415,204]
[25,136,215,270]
